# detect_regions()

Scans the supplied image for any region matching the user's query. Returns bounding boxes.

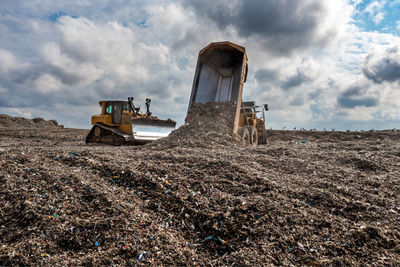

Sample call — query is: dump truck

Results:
[86,97,176,145]
[188,41,268,146]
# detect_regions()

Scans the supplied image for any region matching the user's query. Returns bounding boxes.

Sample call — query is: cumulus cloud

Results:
[182,0,352,54]
[351,0,364,6]
[34,73,62,94]
[40,42,103,87]
[0,49,30,74]
[364,0,386,25]
[1,0,400,130]
[363,46,400,83]
[0,10,191,127]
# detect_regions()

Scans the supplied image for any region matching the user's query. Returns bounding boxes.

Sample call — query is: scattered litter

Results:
[137,251,146,261]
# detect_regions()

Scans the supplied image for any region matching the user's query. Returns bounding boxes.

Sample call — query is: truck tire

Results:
[258,128,267,144]
[246,126,258,147]
[237,127,250,145]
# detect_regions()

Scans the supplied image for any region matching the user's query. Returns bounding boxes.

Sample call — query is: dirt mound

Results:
[149,102,240,149]
[0,114,62,129]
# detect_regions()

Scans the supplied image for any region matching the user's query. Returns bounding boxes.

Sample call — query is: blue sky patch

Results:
[136,19,148,28]
[354,0,400,35]
[47,11,78,22]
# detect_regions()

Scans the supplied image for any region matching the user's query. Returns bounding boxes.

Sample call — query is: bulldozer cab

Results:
[102,101,131,124]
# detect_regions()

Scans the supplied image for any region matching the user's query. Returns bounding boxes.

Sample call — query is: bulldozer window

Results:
[123,104,130,111]
[106,105,113,114]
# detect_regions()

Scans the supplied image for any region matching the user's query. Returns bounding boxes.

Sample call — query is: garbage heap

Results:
[0,122,399,266]
[0,114,62,128]
[149,102,240,149]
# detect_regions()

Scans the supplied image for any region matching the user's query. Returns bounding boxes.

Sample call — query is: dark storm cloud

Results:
[282,71,309,90]
[290,96,305,106]
[337,97,378,108]
[363,46,400,83]
[254,68,279,83]
[308,89,322,100]
[3,61,84,88]
[340,85,363,97]
[182,0,333,53]
[337,85,378,109]
[50,66,86,86]
[0,88,51,108]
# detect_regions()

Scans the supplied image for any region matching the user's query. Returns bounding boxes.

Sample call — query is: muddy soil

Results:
[0,114,399,266]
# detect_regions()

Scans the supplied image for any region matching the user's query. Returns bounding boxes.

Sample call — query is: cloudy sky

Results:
[0,0,399,130]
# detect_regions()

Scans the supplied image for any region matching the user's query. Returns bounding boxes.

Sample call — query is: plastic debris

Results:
[137,251,146,261]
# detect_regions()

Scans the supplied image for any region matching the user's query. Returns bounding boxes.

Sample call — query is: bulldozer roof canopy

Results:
[98,100,129,105]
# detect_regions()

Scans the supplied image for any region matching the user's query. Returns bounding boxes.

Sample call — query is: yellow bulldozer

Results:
[86,97,176,145]
[188,41,268,146]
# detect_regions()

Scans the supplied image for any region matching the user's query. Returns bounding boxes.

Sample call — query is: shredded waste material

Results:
[0,111,399,266]
[149,102,239,149]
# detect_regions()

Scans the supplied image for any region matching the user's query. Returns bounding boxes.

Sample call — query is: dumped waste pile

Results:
[149,102,239,149]
[0,114,62,129]
[0,116,399,266]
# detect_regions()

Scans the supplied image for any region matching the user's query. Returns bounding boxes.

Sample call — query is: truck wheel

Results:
[258,128,267,144]
[246,126,258,147]
[237,127,250,145]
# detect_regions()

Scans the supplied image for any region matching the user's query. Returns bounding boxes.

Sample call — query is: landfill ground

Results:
[0,115,400,266]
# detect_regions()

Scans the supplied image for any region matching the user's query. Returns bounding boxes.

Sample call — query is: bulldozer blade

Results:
[132,118,176,143]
